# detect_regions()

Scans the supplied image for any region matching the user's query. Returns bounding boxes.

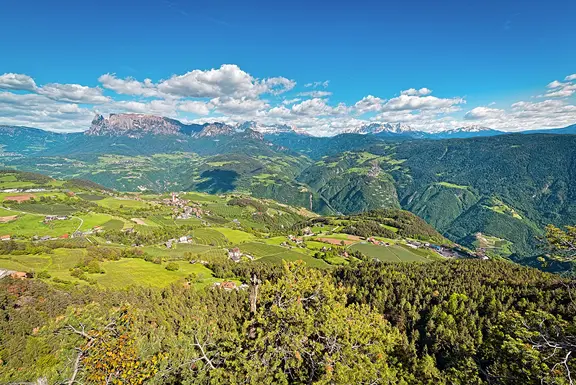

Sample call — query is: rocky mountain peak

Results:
[86,113,186,138]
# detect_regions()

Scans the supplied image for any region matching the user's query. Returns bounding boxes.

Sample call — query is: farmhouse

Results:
[44,215,69,223]
[228,247,242,262]
[221,281,237,290]
[0,269,27,280]
[1,235,11,241]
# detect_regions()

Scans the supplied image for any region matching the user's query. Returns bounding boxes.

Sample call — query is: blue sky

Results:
[1,0,575,134]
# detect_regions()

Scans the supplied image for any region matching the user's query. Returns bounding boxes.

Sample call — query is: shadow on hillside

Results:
[196,169,239,193]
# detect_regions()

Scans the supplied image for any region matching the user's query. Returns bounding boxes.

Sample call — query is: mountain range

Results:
[3,113,576,141]
[2,113,576,264]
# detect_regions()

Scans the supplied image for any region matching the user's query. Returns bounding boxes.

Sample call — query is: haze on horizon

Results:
[0,0,575,136]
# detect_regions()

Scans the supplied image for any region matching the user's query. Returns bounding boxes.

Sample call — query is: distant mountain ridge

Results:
[346,122,504,139]
[87,114,204,138]
[3,113,575,140]
[86,114,305,139]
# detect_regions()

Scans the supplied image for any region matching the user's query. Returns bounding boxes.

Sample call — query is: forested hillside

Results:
[1,259,574,384]
[3,127,576,260]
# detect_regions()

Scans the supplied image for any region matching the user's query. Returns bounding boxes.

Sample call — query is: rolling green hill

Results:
[3,126,576,260]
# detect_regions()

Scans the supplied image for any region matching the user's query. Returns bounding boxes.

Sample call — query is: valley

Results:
[0,170,455,290]
[3,116,576,263]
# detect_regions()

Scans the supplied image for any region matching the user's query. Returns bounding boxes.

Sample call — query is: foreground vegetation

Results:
[1,170,575,384]
[1,259,574,384]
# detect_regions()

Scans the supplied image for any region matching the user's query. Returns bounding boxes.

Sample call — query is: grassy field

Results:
[11,202,76,215]
[94,259,219,289]
[236,242,290,258]
[101,219,125,230]
[143,244,214,258]
[259,252,328,268]
[0,248,224,290]
[0,214,80,237]
[78,213,119,231]
[211,227,256,244]
[77,193,105,201]
[191,228,229,247]
[0,248,86,277]
[349,243,432,263]
[96,197,151,210]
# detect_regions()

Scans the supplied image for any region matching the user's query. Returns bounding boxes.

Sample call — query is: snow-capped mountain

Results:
[350,122,419,135]
[430,125,504,139]
[237,121,310,136]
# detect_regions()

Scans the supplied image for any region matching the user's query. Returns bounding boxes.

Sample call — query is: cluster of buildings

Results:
[176,205,205,220]
[0,269,27,280]
[156,192,211,220]
[367,237,391,246]
[43,215,69,223]
[0,188,46,193]
[165,235,193,248]
[162,192,189,207]
[227,247,254,262]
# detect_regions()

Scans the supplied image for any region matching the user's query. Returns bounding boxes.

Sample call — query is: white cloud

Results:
[304,80,329,88]
[98,74,157,97]
[104,99,179,116]
[0,73,37,91]
[157,64,294,99]
[401,87,432,96]
[297,91,332,98]
[354,95,385,114]
[267,106,292,117]
[382,94,465,111]
[547,80,565,89]
[210,96,268,115]
[541,84,576,98]
[291,98,349,117]
[37,83,110,104]
[178,101,211,115]
[1,66,574,136]
[281,98,301,105]
[0,92,93,132]
[464,106,505,120]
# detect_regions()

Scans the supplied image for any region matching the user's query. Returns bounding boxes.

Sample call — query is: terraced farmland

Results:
[349,243,434,263]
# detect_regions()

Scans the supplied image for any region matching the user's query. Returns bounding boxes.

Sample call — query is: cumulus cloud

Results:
[354,95,385,114]
[0,91,93,132]
[291,98,349,117]
[401,87,432,96]
[382,94,465,111]
[541,84,576,98]
[547,80,565,89]
[98,74,157,97]
[210,96,268,115]
[1,66,575,135]
[0,73,37,91]
[464,106,505,120]
[281,98,301,105]
[37,83,110,104]
[157,64,294,99]
[178,101,211,115]
[102,99,180,117]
